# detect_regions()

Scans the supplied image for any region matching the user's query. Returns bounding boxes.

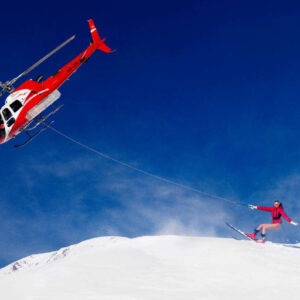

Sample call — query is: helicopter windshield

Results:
[0,127,5,138]
[0,106,15,138]
[1,107,15,128]
[0,113,5,138]
[2,108,12,120]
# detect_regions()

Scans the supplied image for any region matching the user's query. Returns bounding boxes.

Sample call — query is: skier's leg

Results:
[260,223,281,235]
[257,223,281,240]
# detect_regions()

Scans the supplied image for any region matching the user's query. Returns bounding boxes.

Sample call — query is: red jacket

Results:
[257,206,292,224]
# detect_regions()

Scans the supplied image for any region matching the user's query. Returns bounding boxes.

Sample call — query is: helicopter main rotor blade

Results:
[8,34,76,87]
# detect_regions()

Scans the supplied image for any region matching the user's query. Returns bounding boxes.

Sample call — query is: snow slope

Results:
[0,236,300,300]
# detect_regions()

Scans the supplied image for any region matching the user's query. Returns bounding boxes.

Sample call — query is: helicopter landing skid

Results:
[14,104,62,147]
[14,121,54,148]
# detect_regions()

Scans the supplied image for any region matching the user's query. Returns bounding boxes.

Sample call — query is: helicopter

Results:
[0,19,111,147]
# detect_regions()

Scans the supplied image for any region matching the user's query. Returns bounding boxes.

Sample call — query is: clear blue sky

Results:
[1,0,300,267]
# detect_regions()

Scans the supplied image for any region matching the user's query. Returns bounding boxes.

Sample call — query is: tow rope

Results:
[48,125,248,207]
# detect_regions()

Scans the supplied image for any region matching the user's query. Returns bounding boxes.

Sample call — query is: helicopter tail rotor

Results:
[88,19,112,53]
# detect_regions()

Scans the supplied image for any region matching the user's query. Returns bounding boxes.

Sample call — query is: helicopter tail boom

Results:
[88,19,111,53]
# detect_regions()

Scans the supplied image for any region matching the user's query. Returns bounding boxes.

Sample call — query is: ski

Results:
[225,222,265,243]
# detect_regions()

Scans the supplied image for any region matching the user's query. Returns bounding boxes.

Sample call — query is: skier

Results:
[247,200,298,241]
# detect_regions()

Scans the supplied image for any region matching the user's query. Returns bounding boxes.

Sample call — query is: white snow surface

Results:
[1,235,300,300]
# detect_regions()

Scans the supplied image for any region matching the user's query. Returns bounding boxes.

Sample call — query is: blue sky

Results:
[1,0,300,266]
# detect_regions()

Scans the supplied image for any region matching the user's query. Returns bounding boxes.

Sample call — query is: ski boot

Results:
[246,233,257,240]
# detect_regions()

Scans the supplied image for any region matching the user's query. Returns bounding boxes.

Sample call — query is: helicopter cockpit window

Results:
[10,100,22,112]
[0,113,3,125]
[7,118,15,127]
[2,108,12,121]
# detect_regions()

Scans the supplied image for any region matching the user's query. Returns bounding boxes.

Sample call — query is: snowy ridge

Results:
[0,236,128,275]
[1,236,300,300]
[0,245,72,275]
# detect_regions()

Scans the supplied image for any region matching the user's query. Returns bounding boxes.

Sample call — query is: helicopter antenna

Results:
[0,34,75,96]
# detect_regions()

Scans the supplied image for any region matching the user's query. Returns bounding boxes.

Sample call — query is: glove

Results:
[248,204,257,210]
[290,221,298,226]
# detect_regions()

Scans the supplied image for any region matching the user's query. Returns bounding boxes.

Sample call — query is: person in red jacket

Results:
[246,200,298,241]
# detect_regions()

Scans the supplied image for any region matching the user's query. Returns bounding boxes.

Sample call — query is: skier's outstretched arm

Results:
[257,206,273,212]
[280,208,298,225]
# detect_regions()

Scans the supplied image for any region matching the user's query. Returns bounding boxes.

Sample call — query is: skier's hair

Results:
[274,200,283,208]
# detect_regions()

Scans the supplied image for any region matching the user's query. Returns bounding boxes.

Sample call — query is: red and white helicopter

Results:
[0,19,111,147]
